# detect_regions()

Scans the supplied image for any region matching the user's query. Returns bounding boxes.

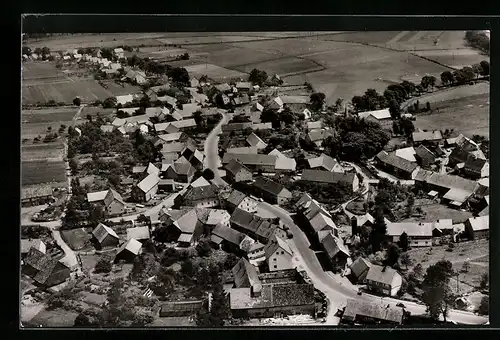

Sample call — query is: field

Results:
[22,108,77,123]
[22,160,67,187]
[400,202,473,224]
[30,308,79,327]
[22,142,65,162]
[407,239,489,295]
[22,62,65,80]
[184,63,247,81]
[413,93,489,138]
[100,81,142,96]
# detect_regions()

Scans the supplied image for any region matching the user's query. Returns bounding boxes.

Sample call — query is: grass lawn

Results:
[400,203,472,224]
[61,228,92,251]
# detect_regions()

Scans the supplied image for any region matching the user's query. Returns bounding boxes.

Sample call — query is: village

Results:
[20,32,489,327]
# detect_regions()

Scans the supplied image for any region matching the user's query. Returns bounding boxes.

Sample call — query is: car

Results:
[396,303,406,308]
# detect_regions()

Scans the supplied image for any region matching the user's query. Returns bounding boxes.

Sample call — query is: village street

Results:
[204,112,229,186]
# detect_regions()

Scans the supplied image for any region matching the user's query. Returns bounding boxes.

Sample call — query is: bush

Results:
[94,259,112,273]
[196,239,212,257]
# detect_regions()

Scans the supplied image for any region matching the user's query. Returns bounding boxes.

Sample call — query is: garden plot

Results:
[22,160,67,186]
[22,62,65,80]
[22,108,77,124]
[22,142,65,162]
[22,80,113,105]
[234,57,322,77]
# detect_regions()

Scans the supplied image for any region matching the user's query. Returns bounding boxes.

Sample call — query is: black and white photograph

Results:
[20,25,490,327]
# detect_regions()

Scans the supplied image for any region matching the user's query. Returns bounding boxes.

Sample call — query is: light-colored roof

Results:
[126,226,151,240]
[412,130,443,142]
[118,239,142,255]
[280,95,309,104]
[358,108,391,120]
[92,223,119,243]
[275,157,297,171]
[307,121,323,130]
[146,163,160,176]
[226,146,259,154]
[158,132,184,143]
[365,264,401,286]
[268,149,285,159]
[87,190,108,202]
[308,129,333,142]
[349,257,372,278]
[223,153,277,166]
[112,117,127,127]
[467,215,489,231]
[232,258,261,288]
[21,184,52,200]
[174,103,201,119]
[246,133,267,149]
[100,125,115,133]
[264,235,293,260]
[206,209,231,225]
[308,153,342,172]
[252,122,273,130]
[309,212,337,232]
[115,94,134,106]
[342,299,404,324]
[386,222,433,237]
[395,147,417,163]
[21,239,46,254]
[433,219,453,230]
[190,176,211,188]
[443,188,472,204]
[414,169,477,193]
[136,173,160,193]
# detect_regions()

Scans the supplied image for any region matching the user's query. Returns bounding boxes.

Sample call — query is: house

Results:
[222,153,277,173]
[174,103,201,119]
[253,102,264,112]
[132,173,160,202]
[159,300,204,317]
[162,162,196,183]
[269,96,309,112]
[453,134,480,152]
[225,189,258,213]
[100,124,115,133]
[236,82,252,92]
[394,147,417,163]
[364,265,402,296]
[358,108,393,130]
[349,257,372,283]
[309,210,338,235]
[229,283,315,318]
[386,222,433,247]
[251,122,273,131]
[206,209,231,228]
[246,133,267,149]
[308,154,344,173]
[375,151,419,179]
[22,248,71,287]
[275,156,297,173]
[306,129,334,147]
[253,177,292,205]
[126,226,151,242]
[232,258,261,288]
[211,224,246,254]
[431,219,454,237]
[464,215,489,240]
[86,190,108,204]
[189,176,211,188]
[103,189,126,216]
[319,231,350,269]
[21,184,53,207]
[156,132,190,145]
[448,146,486,168]
[215,83,232,93]
[340,299,404,325]
[232,94,251,106]
[230,208,278,244]
[222,122,253,133]
[300,169,359,192]
[21,239,46,258]
[264,235,294,272]
[115,94,135,106]
[302,108,312,120]
[464,158,489,179]
[412,130,443,145]
[414,145,436,168]
[92,223,120,249]
[160,209,204,246]
[114,239,142,263]
[225,159,253,184]
[226,146,259,154]
[182,184,220,209]
[307,121,323,130]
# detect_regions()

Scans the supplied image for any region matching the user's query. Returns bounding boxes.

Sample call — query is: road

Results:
[72,104,85,127]
[203,112,229,186]
[257,203,488,325]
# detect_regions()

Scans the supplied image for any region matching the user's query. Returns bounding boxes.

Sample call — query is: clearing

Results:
[400,202,473,224]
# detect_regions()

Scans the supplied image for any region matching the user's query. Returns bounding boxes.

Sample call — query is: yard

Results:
[61,228,92,251]
[22,160,67,187]
[400,201,473,224]
[406,238,489,295]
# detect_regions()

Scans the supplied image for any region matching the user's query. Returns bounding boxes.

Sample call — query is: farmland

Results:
[22,160,67,187]
[22,142,65,162]
[184,63,247,81]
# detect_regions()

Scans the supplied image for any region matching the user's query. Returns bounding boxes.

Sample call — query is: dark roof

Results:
[21,184,52,200]
[212,224,246,245]
[300,169,356,184]
[271,283,315,307]
[414,169,477,192]
[465,157,487,172]
[226,189,247,207]
[230,208,276,241]
[342,299,404,324]
[160,300,203,313]
[183,184,219,202]
[449,147,473,164]
[253,177,291,197]
[173,162,195,176]
[223,153,277,166]
[414,145,436,161]
[104,188,125,206]
[23,248,69,285]
[232,258,261,288]
[225,159,251,176]
[222,122,253,131]
[376,151,418,173]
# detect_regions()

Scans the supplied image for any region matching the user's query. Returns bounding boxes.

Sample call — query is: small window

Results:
[281,251,284,255]
[273,258,277,261]
[274,265,277,269]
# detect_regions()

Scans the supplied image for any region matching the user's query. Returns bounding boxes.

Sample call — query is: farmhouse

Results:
[92,223,120,249]
[159,300,204,317]
[364,265,402,296]
[225,189,258,213]
[464,215,489,240]
[275,156,297,173]
[230,283,315,319]
[226,147,258,154]
[87,190,108,203]
[115,94,135,106]
[412,130,443,146]
[225,159,253,184]
[22,248,71,287]
[114,239,142,263]
[375,151,419,179]
[222,153,277,173]
[386,222,433,247]
[21,239,46,258]
[394,147,417,163]
[357,108,392,130]
[103,188,126,216]
[264,235,294,272]
[349,257,372,283]
[206,209,231,228]
[341,299,404,325]
[414,145,436,168]
[189,176,211,188]
[252,122,273,131]
[126,226,151,242]
[318,231,350,269]
[230,208,278,244]
[174,103,201,119]
[211,224,246,254]
[300,169,359,192]
[21,184,53,207]
[232,258,261,289]
[308,154,344,173]
[270,96,309,112]
[464,157,489,179]
[162,162,195,183]
[306,129,334,147]
[252,177,292,205]
[181,184,220,209]
[246,133,267,149]
[132,173,160,202]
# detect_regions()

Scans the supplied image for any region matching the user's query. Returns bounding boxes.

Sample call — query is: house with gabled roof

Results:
[414,145,436,168]
[21,239,46,258]
[300,169,359,192]
[162,161,195,183]
[92,223,120,249]
[394,147,417,163]
[412,130,443,146]
[232,258,261,289]
[189,176,211,188]
[464,157,489,179]
[364,264,402,296]
[226,146,258,154]
[22,248,71,287]
[223,153,277,173]
[358,108,392,130]
[306,129,334,147]
[464,215,489,240]
[181,184,220,209]
[264,234,294,272]
[114,239,142,263]
[21,184,53,207]
[308,153,344,173]
[225,159,253,184]
[252,177,292,205]
[341,299,404,325]
[102,189,125,216]
[225,189,258,213]
[211,224,247,254]
[375,151,419,179]
[126,226,151,242]
[132,174,160,202]
[230,208,278,244]
[319,231,350,269]
[86,190,109,204]
[246,132,267,149]
[349,257,372,283]
[251,122,272,131]
[386,222,433,247]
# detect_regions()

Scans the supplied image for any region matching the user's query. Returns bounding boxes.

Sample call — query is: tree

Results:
[471,64,482,80]
[103,97,117,109]
[388,99,401,119]
[94,258,112,273]
[392,121,401,135]
[440,71,454,86]
[426,102,431,112]
[406,193,415,217]
[22,46,32,56]
[369,210,387,253]
[203,168,215,180]
[479,273,489,289]
[480,60,489,76]
[461,260,470,273]
[193,110,204,127]
[136,214,151,226]
[310,92,326,111]
[461,66,475,83]
[195,283,230,327]
[422,260,456,322]
[400,252,412,270]
[69,158,79,175]
[181,258,195,277]
[386,243,401,268]
[421,75,436,91]
[34,47,42,55]
[399,231,409,252]
[477,296,489,315]
[166,66,190,85]
[196,239,212,257]
[248,68,268,86]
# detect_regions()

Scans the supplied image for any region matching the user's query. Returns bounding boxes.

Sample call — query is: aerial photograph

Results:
[20,30,489,327]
